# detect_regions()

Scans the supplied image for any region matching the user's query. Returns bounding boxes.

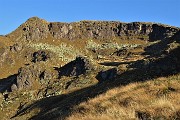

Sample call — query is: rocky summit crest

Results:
[0,17,180,120]
[7,17,179,42]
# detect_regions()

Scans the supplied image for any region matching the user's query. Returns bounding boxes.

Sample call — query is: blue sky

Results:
[0,0,180,35]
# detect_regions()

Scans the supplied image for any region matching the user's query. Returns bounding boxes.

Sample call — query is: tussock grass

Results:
[67,74,180,120]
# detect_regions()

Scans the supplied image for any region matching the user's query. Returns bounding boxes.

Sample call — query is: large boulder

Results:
[16,64,59,90]
[16,65,44,90]
[96,68,117,83]
[58,56,94,77]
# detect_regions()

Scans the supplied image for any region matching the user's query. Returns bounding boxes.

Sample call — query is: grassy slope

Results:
[67,74,180,120]
[12,74,180,120]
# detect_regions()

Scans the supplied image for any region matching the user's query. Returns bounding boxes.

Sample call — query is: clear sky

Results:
[0,0,180,35]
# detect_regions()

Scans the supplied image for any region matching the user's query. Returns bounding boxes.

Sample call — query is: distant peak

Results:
[27,16,41,21]
[25,16,48,24]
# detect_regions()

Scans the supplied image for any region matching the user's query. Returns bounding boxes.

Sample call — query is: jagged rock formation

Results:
[58,56,94,77]
[7,17,179,41]
[0,17,180,120]
[16,64,45,90]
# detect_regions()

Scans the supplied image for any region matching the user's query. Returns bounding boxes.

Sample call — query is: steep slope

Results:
[0,17,180,120]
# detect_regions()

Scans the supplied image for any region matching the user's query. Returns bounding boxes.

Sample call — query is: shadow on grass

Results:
[99,61,130,66]
[12,42,180,120]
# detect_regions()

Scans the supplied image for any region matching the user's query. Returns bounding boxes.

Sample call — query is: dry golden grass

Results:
[67,74,180,120]
[0,36,14,46]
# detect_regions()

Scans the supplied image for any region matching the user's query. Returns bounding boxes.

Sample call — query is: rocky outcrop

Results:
[10,43,23,52]
[21,17,49,41]
[58,56,94,77]
[15,64,58,90]
[7,17,179,41]
[48,21,179,41]
[1,56,93,92]
[171,30,180,42]
[7,17,49,41]
[149,24,179,41]
[32,50,50,63]
[96,68,117,83]
[16,65,44,90]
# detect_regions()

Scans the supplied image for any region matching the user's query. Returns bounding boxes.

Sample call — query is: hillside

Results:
[0,17,180,120]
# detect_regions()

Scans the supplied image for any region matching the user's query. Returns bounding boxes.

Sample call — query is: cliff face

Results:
[7,17,179,41]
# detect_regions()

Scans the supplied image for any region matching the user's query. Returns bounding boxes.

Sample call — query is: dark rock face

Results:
[8,17,179,41]
[171,30,180,42]
[48,22,153,40]
[149,24,178,41]
[96,68,117,83]
[58,56,93,77]
[130,46,180,77]
[48,21,179,41]
[32,50,50,63]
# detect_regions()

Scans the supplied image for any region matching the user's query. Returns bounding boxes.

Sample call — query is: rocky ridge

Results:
[0,17,179,120]
[7,17,179,41]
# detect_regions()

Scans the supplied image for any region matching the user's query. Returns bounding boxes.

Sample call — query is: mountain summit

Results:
[0,17,180,120]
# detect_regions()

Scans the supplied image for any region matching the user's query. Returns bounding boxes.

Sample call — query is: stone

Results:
[58,56,94,78]
[32,50,50,63]
[10,84,18,91]
[16,65,44,90]
[10,43,23,52]
[96,68,117,83]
